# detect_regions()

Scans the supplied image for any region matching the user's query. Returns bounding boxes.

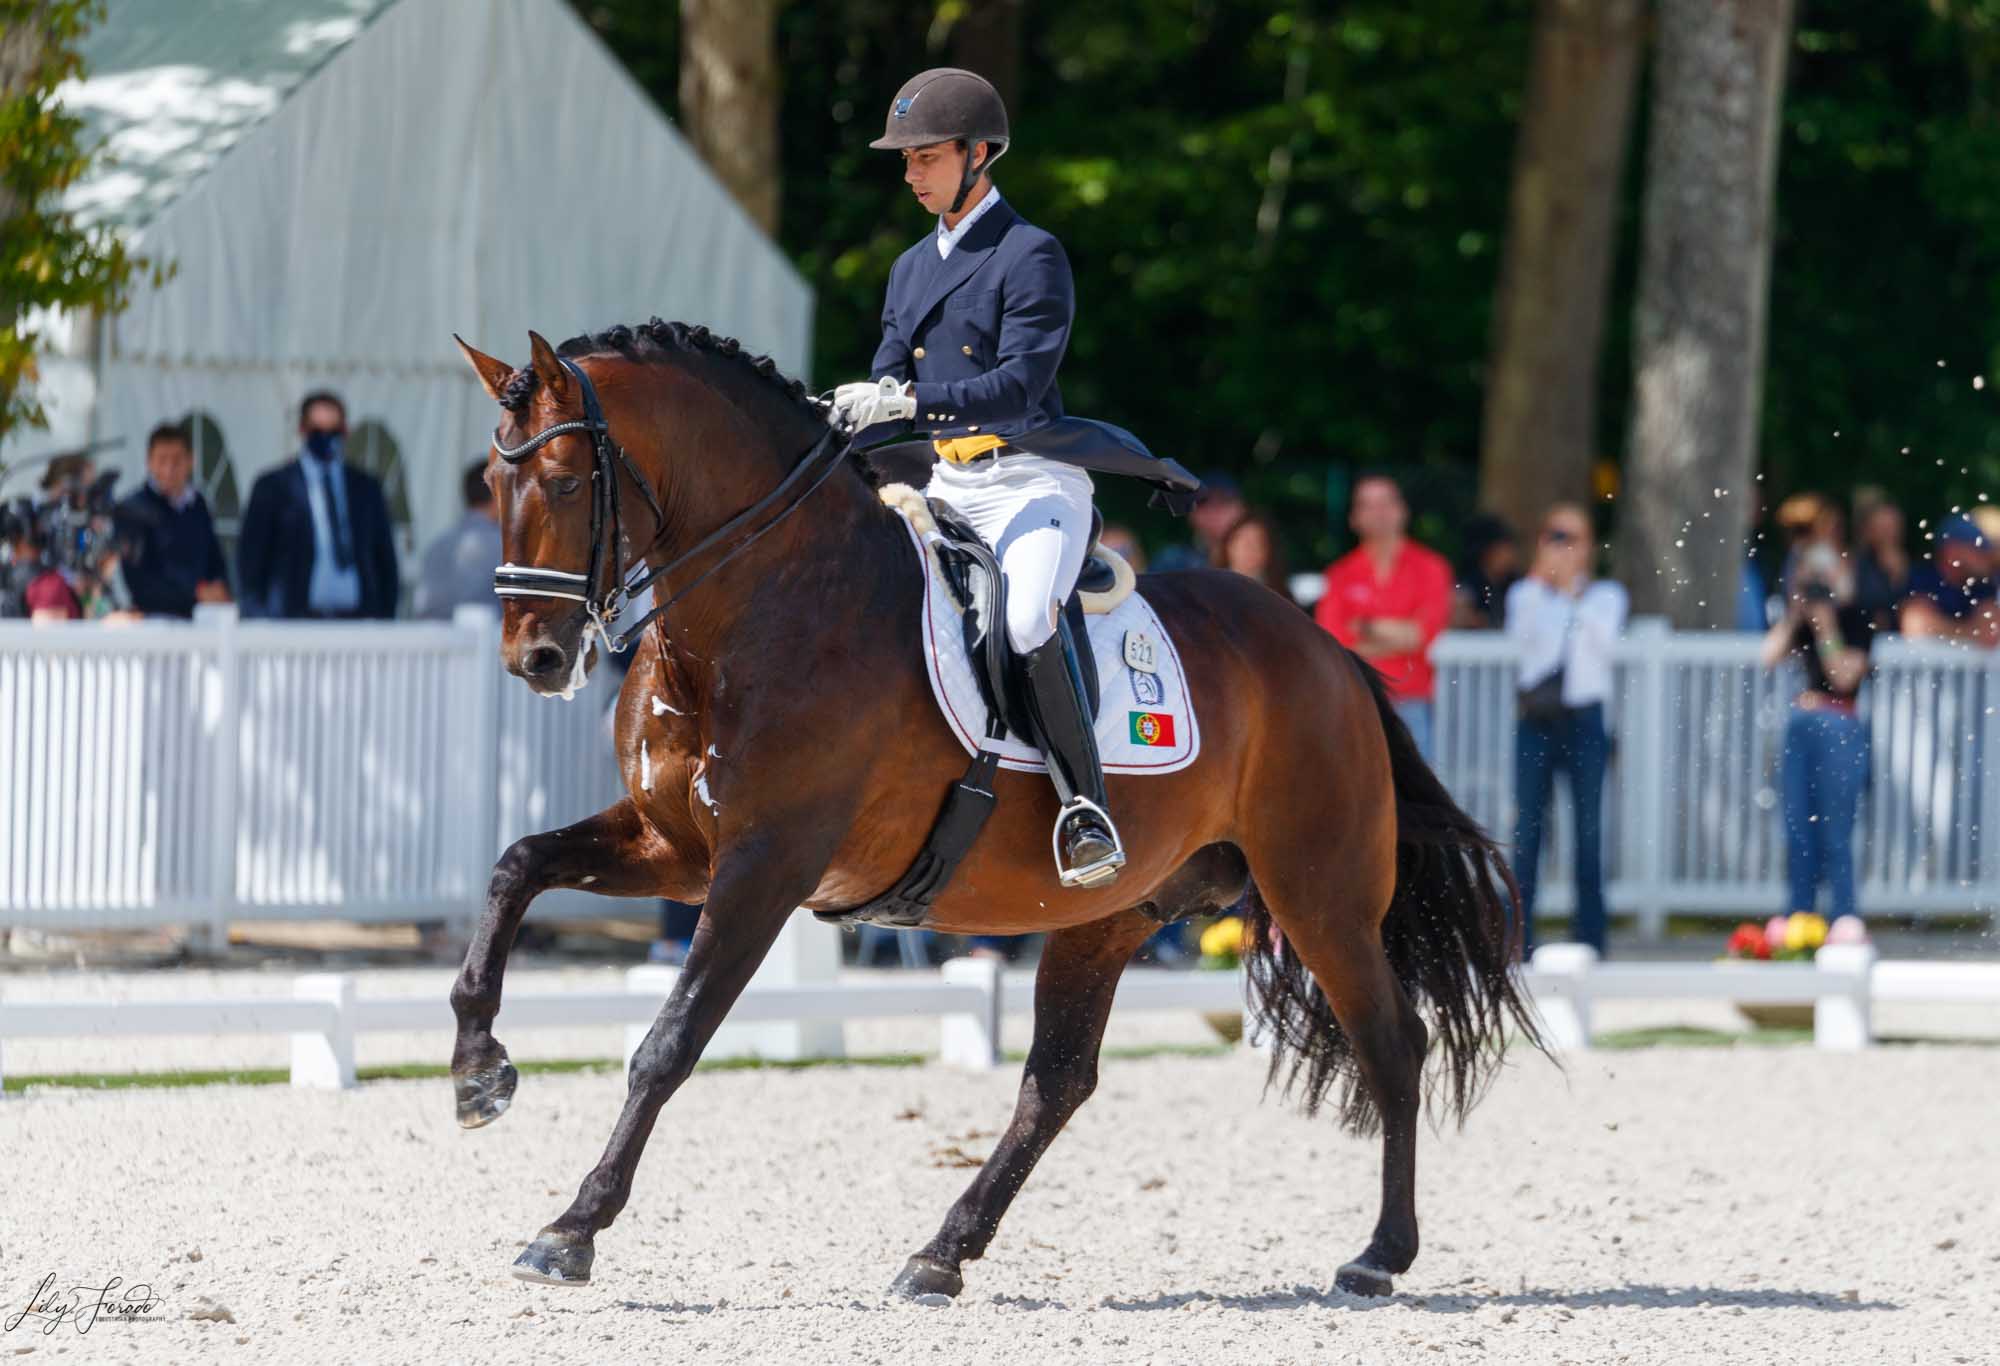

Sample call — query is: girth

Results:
[816,498,1104,930]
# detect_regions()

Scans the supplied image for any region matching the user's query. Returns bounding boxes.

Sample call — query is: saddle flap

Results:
[926,496,1099,741]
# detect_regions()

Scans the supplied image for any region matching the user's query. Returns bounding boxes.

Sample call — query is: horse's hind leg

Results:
[450,798,675,1127]
[891,908,1158,1300]
[1249,831,1428,1297]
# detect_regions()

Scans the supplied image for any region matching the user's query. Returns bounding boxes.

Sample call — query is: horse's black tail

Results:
[1244,659,1547,1135]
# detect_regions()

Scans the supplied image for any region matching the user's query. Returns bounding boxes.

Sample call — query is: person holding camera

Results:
[1504,502,1628,957]
[1760,531,1874,927]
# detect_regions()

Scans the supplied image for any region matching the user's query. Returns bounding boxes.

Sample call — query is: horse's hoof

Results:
[1333,1260,1394,1298]
[454,1058,518,1129]
[889,1255,963,1301]
[512,1228,594,1286]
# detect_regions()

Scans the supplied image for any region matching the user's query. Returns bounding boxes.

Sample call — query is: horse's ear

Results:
[527,331,569,403]
[453,334,513,401]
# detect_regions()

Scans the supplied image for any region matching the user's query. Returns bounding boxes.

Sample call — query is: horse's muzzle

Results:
[504,615,598,699]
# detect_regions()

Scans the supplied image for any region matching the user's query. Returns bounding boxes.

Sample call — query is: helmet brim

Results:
[869,131,1009,153]
[870,130,960,150]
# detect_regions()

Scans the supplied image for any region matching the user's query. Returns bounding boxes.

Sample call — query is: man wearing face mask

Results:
[238,391,400,619]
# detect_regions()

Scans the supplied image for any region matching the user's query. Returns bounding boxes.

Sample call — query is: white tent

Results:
[8,0,813,561]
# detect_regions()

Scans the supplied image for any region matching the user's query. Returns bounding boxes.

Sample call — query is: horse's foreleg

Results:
[510,836,820,1286]
[449,798,674,1127]
[891,909,1157,1300]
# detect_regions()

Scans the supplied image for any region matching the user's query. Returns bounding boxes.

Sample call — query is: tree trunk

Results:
[1479,0,1644,546]
[0,5,52,231]
[1618,0,1795,627]
[678,0,781,236]
[946,0,1024,115]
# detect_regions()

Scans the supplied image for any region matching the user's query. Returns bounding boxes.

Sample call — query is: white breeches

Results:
[925,453,1096,654]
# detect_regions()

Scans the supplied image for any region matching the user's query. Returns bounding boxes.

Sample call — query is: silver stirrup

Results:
[1052,796,1127,889]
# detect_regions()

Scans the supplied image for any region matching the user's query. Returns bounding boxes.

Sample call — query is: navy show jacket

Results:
[867,197,1074,441]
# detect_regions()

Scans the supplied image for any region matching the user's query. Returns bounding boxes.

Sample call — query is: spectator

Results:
[1901,513,1997,646]
[1850,493,1909,633]
[1315,473,1453,759]
[651,901,703,966]
[1974,504,2000,551]
[238,391,400,619]
[1097,522,1146,574]
[1505,502,1627,957]
[1211,509,1290,596]
[1,501,39,618]
[1,505,82,621]
[1736,486,1773,631]
[1773,491,1841,605]
[114,423,231,618]
[1451,513,1519,629]
[412,458,504,620]
[1760,534,1875,928]
[1152,471,1245,571]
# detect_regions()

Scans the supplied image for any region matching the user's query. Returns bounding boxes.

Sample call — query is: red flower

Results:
[1726,923,1769,961]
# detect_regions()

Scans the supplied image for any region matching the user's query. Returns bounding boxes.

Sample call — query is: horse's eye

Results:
[551,476,582,497]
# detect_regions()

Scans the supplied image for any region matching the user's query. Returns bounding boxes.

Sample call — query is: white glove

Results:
[828,376,916,432]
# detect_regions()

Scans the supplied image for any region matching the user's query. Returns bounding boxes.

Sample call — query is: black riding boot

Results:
[1021,620,1125,888]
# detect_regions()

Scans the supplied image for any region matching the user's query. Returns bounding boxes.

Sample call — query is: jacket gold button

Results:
[961,345,972,355]
[968,425,979,432]
[913,346,926,359]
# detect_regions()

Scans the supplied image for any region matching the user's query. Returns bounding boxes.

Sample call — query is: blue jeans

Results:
[1393,698,1434,764]
[1779,706,1869,920]
[1512,703,1610,956]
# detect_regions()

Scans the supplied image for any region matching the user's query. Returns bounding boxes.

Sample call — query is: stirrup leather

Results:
[1052,795,1126,888]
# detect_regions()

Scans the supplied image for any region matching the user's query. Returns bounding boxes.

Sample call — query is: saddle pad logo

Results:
[1130,668,1164,706]
[1129,711,1176,747]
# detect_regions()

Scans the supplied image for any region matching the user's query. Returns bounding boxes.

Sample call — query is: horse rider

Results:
[827,67,1124,890]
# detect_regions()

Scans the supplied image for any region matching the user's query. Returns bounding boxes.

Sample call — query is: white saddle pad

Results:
[893,516,1202,775]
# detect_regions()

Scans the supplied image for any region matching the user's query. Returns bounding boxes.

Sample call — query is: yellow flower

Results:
[1199,916,1246,961]
[1785,912,1828,952]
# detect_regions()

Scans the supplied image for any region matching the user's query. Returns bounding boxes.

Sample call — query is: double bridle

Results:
[490,357,850,653]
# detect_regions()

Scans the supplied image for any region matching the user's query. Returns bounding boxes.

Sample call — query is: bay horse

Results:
[448,319,1540,1301]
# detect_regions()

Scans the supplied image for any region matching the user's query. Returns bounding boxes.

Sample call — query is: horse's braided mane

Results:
[496,318,815,418]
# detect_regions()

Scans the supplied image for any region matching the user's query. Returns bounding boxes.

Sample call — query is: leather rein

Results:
[490,357,850,653]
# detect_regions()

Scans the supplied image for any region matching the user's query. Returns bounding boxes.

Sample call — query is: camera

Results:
[0,467,136,617]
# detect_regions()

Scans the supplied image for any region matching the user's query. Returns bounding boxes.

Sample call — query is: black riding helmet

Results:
[869,67,1010,214]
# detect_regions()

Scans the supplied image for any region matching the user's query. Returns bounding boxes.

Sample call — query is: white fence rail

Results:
[1434,624,1999,933]
[3,612,1995,932]
[6,954,1994,1091]
[2,605,620,931]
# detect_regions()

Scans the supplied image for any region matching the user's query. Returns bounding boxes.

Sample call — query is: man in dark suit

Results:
[237,391,400,619]
[114,422,232,618]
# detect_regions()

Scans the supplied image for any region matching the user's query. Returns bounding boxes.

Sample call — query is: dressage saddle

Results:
[927,497,1104,744]
[818,417,1185,929]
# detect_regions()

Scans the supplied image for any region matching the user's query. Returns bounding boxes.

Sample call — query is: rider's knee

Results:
[1006,593,1060,656]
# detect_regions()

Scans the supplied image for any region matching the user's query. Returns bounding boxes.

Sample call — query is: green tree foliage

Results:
[572,0,2000,568]
[0,0,156,444]
[1755,0,2000,526]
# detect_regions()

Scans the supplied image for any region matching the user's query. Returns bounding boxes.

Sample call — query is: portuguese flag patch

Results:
[1128,711,1176,747]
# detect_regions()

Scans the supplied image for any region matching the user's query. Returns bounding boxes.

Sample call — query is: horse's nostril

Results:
[524,645,565,677]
